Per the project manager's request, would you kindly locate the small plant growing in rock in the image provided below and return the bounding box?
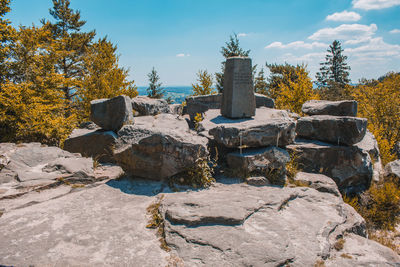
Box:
[194,113,204,131]
[334,238,345,251]
[146,195,170,251]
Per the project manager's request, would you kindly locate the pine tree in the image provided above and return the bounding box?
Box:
[192,70,215,96]
[147,67,164,98]
[0,0,15,85]
[316,40,351,100]
[254,67,268,95]
[44,0,96,103]
[215,33,250,93]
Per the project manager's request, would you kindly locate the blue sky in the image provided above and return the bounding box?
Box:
[7,0,400,85]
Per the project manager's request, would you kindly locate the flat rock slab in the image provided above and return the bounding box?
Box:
[131,96,171,116]
[302,100,358,117]
[287,139,373,193]
[201,108,296,148]
[296,115,367,145]
[64,128,117,163]
[161,183,398,266]
[291,172,341,197]
[90,95,134,132]
[0,183,169,266]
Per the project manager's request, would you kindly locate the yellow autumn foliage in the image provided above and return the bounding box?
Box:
[192,70,215,96]
[275,65,320,114]
[351,73,400,164]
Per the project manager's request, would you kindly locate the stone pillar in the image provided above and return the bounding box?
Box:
[221,57,256,118]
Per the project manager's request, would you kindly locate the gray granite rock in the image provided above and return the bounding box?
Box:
[227,146,290,185]
[131,96,170,116]
[201,108,296,148]
[221,57,256,118]
[246,176,270,186]
[160,183,398,266]
[384,160,400,179]
[186,94,221,121]
[114,114,208,180]
[169,104,183,115]
[287,139,373,193]
[354,130,383,182]
[63,129,117,163]
[296,115,367,145]
[302,100,358,117]
[255,93,275,108]
[291,172,341,197]
[90,95,134,132]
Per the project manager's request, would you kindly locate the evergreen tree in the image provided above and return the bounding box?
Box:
[316,40,351,100]
[0,0,15,85]
[254,67,268,95]
[192,70,215,96]
[44,0,96,103]
[147,67,164,98]
[215,33,250,93]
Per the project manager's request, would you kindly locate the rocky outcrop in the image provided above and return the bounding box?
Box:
[384,160,400,179]
[296,115,367,145]
[131,96,171,116]
[226,146,290,185]
[291,172,341,197]
[90,95,134,132]
[287,139,373,193]
[160,182,397,266]
[114,114,208,180]
[63,128,117,163]
[302,100,358,117]
[200,108,296,148]
[255,93,275,108]
[355,130,383,182]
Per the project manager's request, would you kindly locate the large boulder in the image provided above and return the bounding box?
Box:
[160,182,398,266]
[287,139,373,193]
[131,96,170,116]
[354,130,383,182]
[63,129,117,163]
[384,160,400,179]
[255,93,275,108]
[296,115,367,145]
[226,146,290,185]
[186,94,221,121]
[114,114,208,180]
[90,95,134,132]
[302,100,358,117]
[201,108,296,148]
[291,172,341,197]
[0,143,95,186]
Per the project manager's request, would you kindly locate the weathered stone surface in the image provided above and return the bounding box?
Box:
[384,160,400,179]
[131,96,170,116]
[114,114,208,180]
[0,183,170,266]
[186,94,221,121]
[355,130,383,182]
[227,146,290,185]
[296,115,367,145]
[302,100,358,117]
[160,183,398,266]
[201,108,296,148]
[287,139,373,193]
[221,57,256,118]
[90,95,134,132]
[169,104,183,115]
[255,93,275,108]
[291,172,341,197]
[64,129,117,163]
[0,143,95,185]
[246,176,270,186]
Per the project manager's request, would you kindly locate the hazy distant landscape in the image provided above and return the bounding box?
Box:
[137,86,192,104]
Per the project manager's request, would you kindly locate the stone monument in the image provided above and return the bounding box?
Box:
[221,57,256,118]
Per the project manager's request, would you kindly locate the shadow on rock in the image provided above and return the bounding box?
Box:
[106,176,172,196]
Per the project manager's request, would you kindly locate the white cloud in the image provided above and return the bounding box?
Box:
[237,33,248,37]
[176,53,190,57]
[352,0,400,10]
[265,41,328,49]
[308,23,377,42]
[390,29,400,34]
[326,11,361,22]
[345,37,400,59]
